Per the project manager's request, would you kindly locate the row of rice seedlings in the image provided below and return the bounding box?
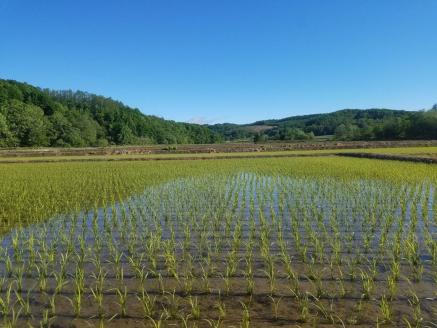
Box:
[0,173,435,326]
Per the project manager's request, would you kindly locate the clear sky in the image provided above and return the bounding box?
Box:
[1,0,436,124]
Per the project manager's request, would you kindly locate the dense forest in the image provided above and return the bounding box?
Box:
[0,79,436,147]
[210,107,437,142]
[0,79,221,147]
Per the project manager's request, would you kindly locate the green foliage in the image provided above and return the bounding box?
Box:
[253,133,268,143]
[5,100,50,146]
[278,127,314,141]
[0,79,221,147]
[0,112,15,147]
[211,108,437,141]
[1,78,435,146]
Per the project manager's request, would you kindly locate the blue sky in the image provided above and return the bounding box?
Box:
[1,0,436,124]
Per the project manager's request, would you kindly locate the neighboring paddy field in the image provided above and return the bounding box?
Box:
[0,156,436,327]
[372,147,437,160]
[0,146,436,164]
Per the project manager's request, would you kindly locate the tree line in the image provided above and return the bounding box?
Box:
[210,108,437,142]
[0,79,222,147]
[1,79,436,147]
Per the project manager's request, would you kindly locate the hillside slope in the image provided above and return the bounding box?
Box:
[210,107,437,141]
[0,79,221,147]
[1,79,436,147]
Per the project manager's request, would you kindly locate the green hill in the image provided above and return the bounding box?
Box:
[1,79,436,147]
[210,107,437,141]
[0,79,221,147]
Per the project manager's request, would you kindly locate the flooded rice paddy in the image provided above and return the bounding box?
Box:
[0,173,436,327]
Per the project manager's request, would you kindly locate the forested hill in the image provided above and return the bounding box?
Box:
[0,79,221,147]
[209,107,437,141]
[1,79,436,147]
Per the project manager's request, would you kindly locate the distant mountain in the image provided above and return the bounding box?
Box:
[0,79,436,147]
[0,79,221,147]
[209,108,437,141]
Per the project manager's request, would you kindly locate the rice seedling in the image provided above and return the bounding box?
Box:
[0,284,13,318]
[386,274,397,301]
[178,313,192,328]
[295,291,311,322]
[240,301,251,328]
[145,314,165,328]
[157,273,166,295]
[137,289,156,318]
[67,278,83,318]
[261,256,276,295]
[14,288,32,318]
[3,307,22,328]
[205,318,222,328]
[360,270,375,300]
[114,286,128,318]
[379,295,392,323]
[408,290,424,326]
[268,296,282,320]
[188,295,201,320]
[214,294,226,319]
[164,289,180,319]
[90,284,105,319]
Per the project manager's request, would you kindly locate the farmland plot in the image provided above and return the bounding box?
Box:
[0,169,436,327]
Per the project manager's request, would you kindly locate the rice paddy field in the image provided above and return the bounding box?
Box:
[0,146,436,163]
[0,156,436,327]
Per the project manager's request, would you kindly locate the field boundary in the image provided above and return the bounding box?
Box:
[337,152,437,164]
[1,140,437,157]
[2,152,437,164]
[0,153,334,164]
